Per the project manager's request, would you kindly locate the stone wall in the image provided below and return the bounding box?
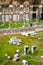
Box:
[0,4,43,22]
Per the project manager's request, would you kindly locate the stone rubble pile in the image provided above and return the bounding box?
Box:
[8,37,22,45]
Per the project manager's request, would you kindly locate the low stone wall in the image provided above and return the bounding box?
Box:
[0,26,43,36]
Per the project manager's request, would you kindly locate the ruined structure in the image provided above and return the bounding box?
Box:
[0,0,43,22]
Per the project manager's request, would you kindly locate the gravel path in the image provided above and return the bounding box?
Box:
[0,26,43,36]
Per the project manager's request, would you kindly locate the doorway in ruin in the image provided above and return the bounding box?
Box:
[41,13,43,20]
[32,13,36,20]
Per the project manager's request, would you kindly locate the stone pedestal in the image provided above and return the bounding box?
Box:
[24,46,29,55]
[31,46,37,53]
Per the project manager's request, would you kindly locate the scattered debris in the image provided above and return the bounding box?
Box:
[13,54,20,62]
[8,37,22,45]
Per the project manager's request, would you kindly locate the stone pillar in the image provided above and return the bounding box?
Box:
[36,9,40,22]
[29,5,33,21]
[2,9,5,24]
[16,6,19,23]
[39,5,42,19]
[23,12,26,27]
[9,15,12,28]
[28,7,30,22]
[9,5,13,28]
[22,60,28,65]
[0,6,2,22]
[18,13,19,22]
[26,13,29,21]
[31,46,37,53]
[36,9,38,22]
[24,46,29,55]
[16,13,18,23]
[0,12,2,22]
[25,7,30,22]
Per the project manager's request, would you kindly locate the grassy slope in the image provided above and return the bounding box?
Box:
[0,32,43,65]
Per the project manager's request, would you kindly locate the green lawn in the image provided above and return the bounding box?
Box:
[0,32,43,65]
[0,22,9,29]
[0,20,43,29]
[12,22,24,28]
[28,20,43,26]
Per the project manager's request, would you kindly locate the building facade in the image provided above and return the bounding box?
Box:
[0,0,43,22]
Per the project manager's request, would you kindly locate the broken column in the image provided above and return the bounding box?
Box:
[22,60,28,65]
[24,46,29,55]
[31,46,37,53]
[13,54,20,62]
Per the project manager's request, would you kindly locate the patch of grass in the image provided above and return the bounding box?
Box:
[4,61,22,65]
[0,20,43,29]
[12,22,24,28]
[0,22,9,29]
[0,32,43,65]
[21,56,41,65]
